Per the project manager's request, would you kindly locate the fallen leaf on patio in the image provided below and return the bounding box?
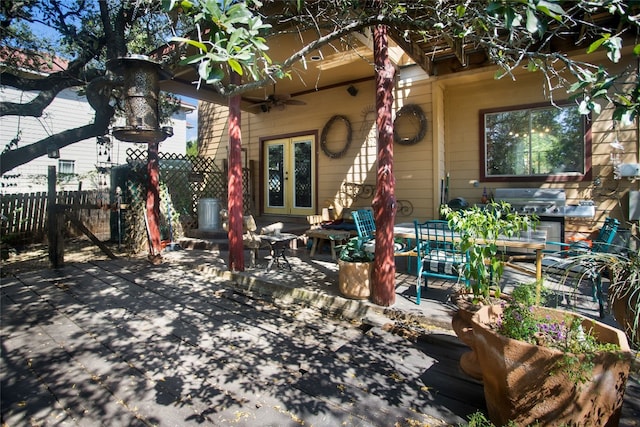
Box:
[390,372,404,382]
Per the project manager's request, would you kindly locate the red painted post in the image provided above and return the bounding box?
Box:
[371,22,397,306]
[146,141,162,259]
[228,71,245,271]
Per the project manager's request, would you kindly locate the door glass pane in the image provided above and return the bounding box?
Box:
[293,140,312,209]
[267,144,284,207]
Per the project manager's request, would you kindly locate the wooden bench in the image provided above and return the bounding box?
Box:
[305,229,351,260]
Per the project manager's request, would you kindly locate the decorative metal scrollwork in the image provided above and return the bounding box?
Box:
[342,182,374,200]
[396,200,414,216]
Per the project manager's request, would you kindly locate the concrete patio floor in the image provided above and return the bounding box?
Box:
[1,240,639,426]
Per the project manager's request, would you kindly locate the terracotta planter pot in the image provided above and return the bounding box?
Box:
[338,259,372,299]
[451,292,510,380]
[471,304,632,426]
[450,294,483,380]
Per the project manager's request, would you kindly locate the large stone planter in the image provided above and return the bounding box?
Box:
[451,292,510,380]
[450,294,483,380]
[471,304,632,426]
[338,259,372,299]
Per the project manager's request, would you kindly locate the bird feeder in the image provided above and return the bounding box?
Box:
[107,54,173,143]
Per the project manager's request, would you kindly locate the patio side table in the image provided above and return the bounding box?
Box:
[259,233,298,270]
[305,229,351,260]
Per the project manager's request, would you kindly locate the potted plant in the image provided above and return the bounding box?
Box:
[608,247,640,349]
[557,244,640,349]
[337,236,374,299]
[469,282,633,426]
[442,201,537,300]
[442,202,536,378]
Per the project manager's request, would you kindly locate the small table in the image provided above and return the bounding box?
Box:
[305,229,351,259]
[260,233,298,270]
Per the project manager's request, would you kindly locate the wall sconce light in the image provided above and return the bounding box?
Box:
[47,145,60,159]
[347,85,358,97]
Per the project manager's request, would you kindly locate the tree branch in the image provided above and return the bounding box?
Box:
[0,105,114,175]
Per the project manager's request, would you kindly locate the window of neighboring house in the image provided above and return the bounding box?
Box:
[58,159,75,175]
[480,102,591,182]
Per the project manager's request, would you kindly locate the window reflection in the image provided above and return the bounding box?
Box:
[483,104,586,179]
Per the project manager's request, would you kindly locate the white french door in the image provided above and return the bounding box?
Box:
[263,135,315,216]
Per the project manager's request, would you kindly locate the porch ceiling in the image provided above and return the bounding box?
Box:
[158,9,627,108]
[158,27,464,109]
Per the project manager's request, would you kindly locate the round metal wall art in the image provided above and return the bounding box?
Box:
[321,115,352,159]
[393,104,427,145]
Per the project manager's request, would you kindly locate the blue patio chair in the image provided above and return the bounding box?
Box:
[351,208,376,247]
[351,208,415,257]
[541,217,620,318]
[414,220,470,304]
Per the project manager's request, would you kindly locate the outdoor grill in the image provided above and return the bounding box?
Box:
[495,188,597,248]
[494,188,596,219]
[495,188,567,217]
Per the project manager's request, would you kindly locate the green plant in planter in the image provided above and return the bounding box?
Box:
[442,201,537,300]
[608,245,640,348]
[559,243,640,349]
[470,287,632,425]
[337,236,374,263]
[498,282,622,383]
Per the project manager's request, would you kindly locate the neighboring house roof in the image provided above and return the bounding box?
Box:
[0,47,69,76]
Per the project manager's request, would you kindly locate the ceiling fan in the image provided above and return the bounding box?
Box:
[245,86,306,112]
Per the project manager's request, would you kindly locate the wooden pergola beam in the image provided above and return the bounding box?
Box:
[388,29,434,76]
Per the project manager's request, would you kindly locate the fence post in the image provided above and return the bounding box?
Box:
[47,166,64,267]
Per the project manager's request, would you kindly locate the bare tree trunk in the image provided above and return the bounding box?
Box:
[228,71,245,271]
[371,22,396,306]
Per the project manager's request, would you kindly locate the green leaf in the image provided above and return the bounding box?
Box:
[178,53,207,66]
[536,1,564,21]
[504,7,518,28]
[227,58,243,75]
[171,37,208,53]
[456,5,466,17]
[525,8,539,34]
[634,44,640,56]
[614,93,632,106]
[604,36,622,63]
[587,34,609,54]
[205,67,224,83]
[592,88,609,98]
[486,2,503,14]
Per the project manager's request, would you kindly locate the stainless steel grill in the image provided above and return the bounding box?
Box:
[495,188,595,218]
[495,188,566,217]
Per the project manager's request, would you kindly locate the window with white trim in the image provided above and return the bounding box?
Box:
[58,159,75,175]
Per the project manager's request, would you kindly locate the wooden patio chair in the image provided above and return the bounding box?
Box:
[541,217,620,318]
[414,220,470,304]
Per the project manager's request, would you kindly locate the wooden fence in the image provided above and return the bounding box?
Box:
[1,190,112,245]
[2,152,254,245]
